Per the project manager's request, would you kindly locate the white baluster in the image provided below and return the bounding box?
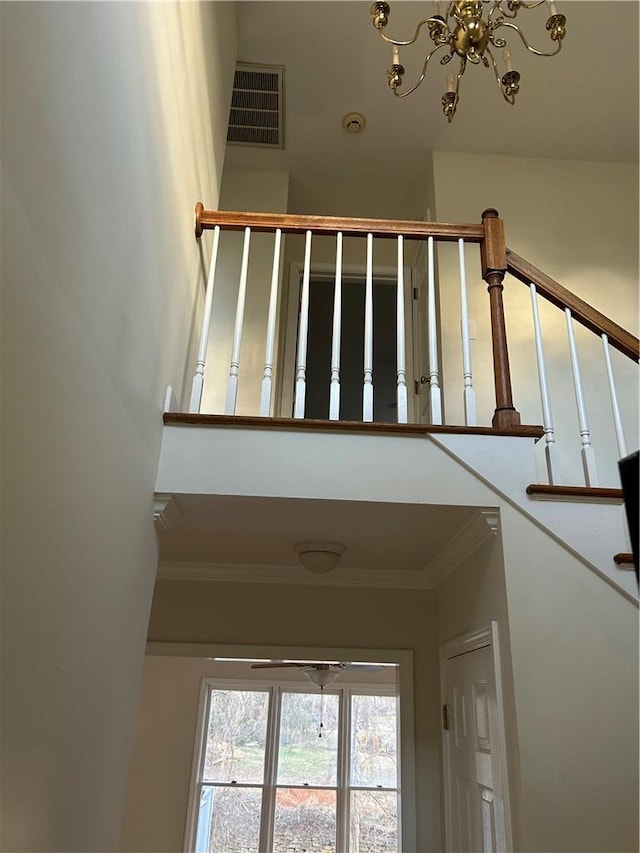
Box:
[363,233,374,422]
[565,308,599,486]
[293,230,313,418]
[329,233,343,421]
[601,333,628,458]
[224,227,251,415]
[260,229,282,417]
[457,238,476,426]
[396,236,408,424]
[189,225,221,413]
[530,283,559,484]
[427,236,442,424]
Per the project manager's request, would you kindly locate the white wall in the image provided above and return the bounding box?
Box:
[0,3,236,850]
[144,581,443,852]
[430,152,639,485]
[201,170,290,414]
[499,503,639,853]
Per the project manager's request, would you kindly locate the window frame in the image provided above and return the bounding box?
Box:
[145,641,415,853]
[186,677,401,853]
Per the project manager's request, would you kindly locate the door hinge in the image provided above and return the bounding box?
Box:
[442,703,450,731]
[414,380,420,395]
[413,287,419,300]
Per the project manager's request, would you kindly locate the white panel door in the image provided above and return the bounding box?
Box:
[443,644,508,853]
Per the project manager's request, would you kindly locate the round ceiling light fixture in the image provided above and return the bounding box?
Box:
[295,540,347,573]
[342,112,366,134]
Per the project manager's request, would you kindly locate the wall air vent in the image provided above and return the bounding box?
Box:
[227,63,284,149]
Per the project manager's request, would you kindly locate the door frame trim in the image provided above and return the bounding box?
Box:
[277,261,416,420]
[439,622,513,853]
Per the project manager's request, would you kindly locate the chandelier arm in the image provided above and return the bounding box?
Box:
[494,20,563,56]
[496,0,547,14]
[392,42,451,98]
[489,4,513,23]
[485,46,516,105]
[378,17,451,48]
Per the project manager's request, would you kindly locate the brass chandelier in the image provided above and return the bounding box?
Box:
[370,0,567,121]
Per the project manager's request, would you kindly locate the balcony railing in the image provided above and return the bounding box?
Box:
[171,203,639,489]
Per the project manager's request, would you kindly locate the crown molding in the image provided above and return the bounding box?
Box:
[156,561,429,589]
[423,509,499,589]
[154,493,181,531]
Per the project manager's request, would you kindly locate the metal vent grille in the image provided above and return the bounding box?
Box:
[227,63,284,149]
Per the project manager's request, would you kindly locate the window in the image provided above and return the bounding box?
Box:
[189,681,400,853]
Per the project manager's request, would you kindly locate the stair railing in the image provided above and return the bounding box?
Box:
[505,248,638,485]
[188,203,638,487]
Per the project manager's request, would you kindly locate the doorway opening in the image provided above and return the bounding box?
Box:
[142,643,416,852]
[278,264,418,422]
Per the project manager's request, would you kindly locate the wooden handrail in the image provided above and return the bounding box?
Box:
[506,249,639,363]
[194,203,484,243]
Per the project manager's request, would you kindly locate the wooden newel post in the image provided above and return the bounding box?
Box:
[480,208,521,428]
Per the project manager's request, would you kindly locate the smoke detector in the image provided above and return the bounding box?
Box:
[342,112,366,134]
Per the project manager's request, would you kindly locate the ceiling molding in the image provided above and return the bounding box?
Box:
[154,494,182,531]
[156,561,430,590]
[423,509,500,589]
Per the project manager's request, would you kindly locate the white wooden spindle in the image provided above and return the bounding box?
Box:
[260,228,282,417]
[565,308,599,486]
[530,283,559,484]
[293,230,313,418]
[189,225,221,413]
[329,232,343,421]
[224,227,251,415]
[396,236,408,424]
[363,233,374,422]
[457,238,476,426]
[601,333,628,458]
[427,236,443,424]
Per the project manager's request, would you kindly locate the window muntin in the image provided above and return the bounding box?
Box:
[191,682,399,853]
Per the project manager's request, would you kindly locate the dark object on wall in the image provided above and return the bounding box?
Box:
[618,450,639,583]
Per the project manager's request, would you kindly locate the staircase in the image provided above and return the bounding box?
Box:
[157,204,638,599]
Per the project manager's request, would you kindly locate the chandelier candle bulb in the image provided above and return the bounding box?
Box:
[504,48,512,73]
[434,1,441,15]
[547,1,558,16]
[392,45,400,66]
[447,73,455,93]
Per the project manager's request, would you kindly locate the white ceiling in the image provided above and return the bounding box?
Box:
[225,1,639,182]
[157,494,482,586]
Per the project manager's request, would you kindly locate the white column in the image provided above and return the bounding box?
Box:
[363,233,374,422]
[565,308,599,486]
[427,236,442,424]
[260,229,282,417]
[329,232,343,421]
[224,227,251,415]
[530,283,559,484]
[189,225,221,413]
[601,333,628,459]
[396,235,408,424]
[293,230,313,419]
[457,238,476,426]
